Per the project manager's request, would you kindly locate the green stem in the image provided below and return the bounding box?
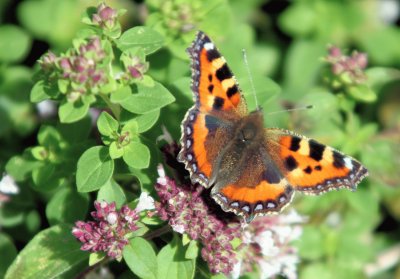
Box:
[99,93,121,120]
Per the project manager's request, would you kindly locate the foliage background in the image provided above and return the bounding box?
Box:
[0,0,400,278]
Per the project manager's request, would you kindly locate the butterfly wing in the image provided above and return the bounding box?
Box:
[211,141,294,220]
[264,128,369,194]
[178,31,247,187]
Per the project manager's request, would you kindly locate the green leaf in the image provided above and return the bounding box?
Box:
[109,142,124,159]
[59,99,90,123]
[110,85,132,103]
[136,110,160,133]
[97,111,119,137]
[31,164,64,192]
[30,81,50,103]
[121,119,138,135]
[76,146,114,192]
[347,85,377,103]
[0,25,31,63]
[279,3,316,37]
[123,237,157,279]
[360,27,400,66]
[283,39,326,97]
[117,26,164,55]
[37,125,62,148]
[366,67,400,92]
[157,235,195,279]
[0,233,17,278]
[57,116,92,144]
[88,252,106,266]
[122,141,150,169]
[97,179,127,208]
[4,224,89,279]
[185,240,199,260]
[46,188,89,226]
[121,82,175,114]
[5,155,41,182]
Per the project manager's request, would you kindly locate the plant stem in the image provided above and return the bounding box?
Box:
[99,93,121,120]
[144,224,172,240]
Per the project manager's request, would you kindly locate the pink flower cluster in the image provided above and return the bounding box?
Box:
[58,37,107,88]
[92,3,118,29]
[155,163,305,277]
[39,36,107,96]
[155,166,241,274]
[72,201,139,260]
[326,46,368,84]
[127,56,149,80]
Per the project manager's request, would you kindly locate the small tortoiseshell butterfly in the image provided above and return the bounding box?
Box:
[178,31,368,221]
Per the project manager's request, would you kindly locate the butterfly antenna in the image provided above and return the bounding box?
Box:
[266,105,314,115]
[242,49,259,110]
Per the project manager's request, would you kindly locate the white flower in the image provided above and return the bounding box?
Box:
[107,212,118,224]
[236,209,306,279]
[157,165,167,185]
[231,261,242,279]
[254,230,279,257]
[36,100,57,118]
[171,224,185,234]
[258,259,281,279]
[135,192,155,212]
[0,174,19,195]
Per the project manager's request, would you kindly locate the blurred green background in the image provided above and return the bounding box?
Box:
[0,0,399,278]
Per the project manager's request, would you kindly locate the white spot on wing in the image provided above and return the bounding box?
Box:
[344,157,353,169]
[231,202,239,208]
[204,42,214,50]
[267,202,276,208]
[241,205,250,213]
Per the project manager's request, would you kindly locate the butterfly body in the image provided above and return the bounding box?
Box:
[178,31,368,221]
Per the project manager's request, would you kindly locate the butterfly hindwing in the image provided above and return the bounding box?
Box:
[211,145,295,219]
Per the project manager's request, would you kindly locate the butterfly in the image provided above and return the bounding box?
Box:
[177,31,368,221]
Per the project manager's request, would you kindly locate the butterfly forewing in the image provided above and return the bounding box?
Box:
[178,31,246,187]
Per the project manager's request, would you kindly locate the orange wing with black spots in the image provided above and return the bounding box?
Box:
[211,144,295,221]
[265,129,368,195]
[178,31,246,187]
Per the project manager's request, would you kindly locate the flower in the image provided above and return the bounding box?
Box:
[92,3,118,29]
[72,201,139,260]
[237,210,306,279]
[58,37,106,89]
[36,100,57,119]
[38,51,57,71]
[155,165,241,274]
[136,192,155,212]
[325,46,368,84]
[127,56,149,80]
[0,174,19,195]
